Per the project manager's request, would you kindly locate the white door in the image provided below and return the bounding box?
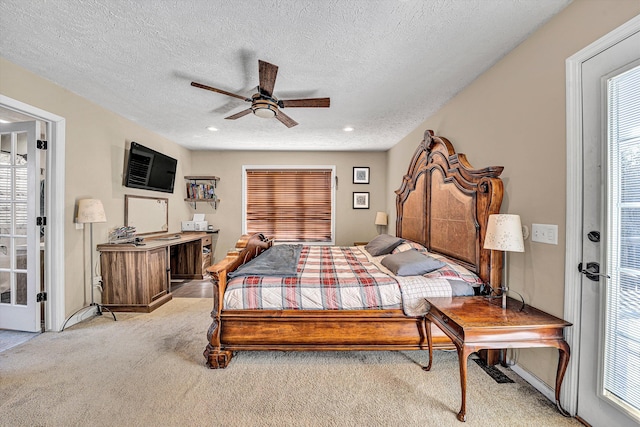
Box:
[0,121,42,332]
[578,30,640,426]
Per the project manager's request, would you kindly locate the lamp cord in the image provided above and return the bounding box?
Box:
[481,283,526,311]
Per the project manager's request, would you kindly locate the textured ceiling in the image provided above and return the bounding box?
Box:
[0,0,571,151]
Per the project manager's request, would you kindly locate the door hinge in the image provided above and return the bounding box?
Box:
[37,139,47,150]
[36,216,46,226]
[36,292,47,302]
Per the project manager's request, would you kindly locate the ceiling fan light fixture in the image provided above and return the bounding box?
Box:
[252,99,278,119]
[192,60,329,127]
[253,107,277,119]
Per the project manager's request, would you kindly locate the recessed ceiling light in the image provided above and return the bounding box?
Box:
[343,127,354,132]
[206,126,218,132]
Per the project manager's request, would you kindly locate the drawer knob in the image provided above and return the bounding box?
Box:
[442,315,449,324]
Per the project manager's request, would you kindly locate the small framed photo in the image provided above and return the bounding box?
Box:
[353,167,370,184]
[353,192,370,209]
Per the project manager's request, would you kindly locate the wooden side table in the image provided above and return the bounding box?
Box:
[424,296,572,422]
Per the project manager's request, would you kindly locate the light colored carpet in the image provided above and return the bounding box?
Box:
[0,298,581,427]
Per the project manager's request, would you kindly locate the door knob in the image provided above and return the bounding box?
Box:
[578,262,610,282]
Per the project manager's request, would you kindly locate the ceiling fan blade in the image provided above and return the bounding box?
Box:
[279,98,330,108]
[275,110,298,128]
[225,108,253,120]
[258,60,278,97]
[191,82,251,102]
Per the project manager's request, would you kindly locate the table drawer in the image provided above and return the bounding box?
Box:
[202,235,212,246]
[438,314,463,338]
[428,307,464,339]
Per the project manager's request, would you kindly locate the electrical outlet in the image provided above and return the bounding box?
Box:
[92,275,102,285]
[531,223,558,245]
[75,222,84,230]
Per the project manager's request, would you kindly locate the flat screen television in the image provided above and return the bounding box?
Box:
[124,141,177,193]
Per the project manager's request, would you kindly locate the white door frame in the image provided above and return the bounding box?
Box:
[564,14,640,416]
[0,94,66,332]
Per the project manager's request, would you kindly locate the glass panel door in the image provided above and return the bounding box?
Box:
[603,64,640,420]
[0,121,41,331]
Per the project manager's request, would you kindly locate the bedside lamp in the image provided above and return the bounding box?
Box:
[375,212,388,234]
[483,214,524,309]
[62,199,116,330]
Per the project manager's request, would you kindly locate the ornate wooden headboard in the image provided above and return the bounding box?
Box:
[395,130,504,286]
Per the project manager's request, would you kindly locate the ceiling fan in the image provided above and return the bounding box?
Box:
[191,60,330,128]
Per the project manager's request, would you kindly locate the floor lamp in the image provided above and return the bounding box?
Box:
[61,199,116,330]
[483,214,525,309]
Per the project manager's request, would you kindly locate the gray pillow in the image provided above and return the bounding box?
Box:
[381,249,446,276]
[364,234,404,256]
[448,279,476,296]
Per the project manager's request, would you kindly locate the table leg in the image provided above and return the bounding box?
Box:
[423,317,433,371]
[456,345,474,422]
[555,341,571,417]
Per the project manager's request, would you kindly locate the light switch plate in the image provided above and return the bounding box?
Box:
[531,223,558,245]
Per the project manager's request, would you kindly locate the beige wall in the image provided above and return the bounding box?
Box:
[0,57,193,317]
[190,151,387,261]
[0,57,387,319]
[387,1,640,388]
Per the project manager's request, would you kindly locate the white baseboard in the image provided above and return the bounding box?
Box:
[511,363,556,404]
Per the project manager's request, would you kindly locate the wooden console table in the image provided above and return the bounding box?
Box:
[97,232,213,312]
[423,296,572,422]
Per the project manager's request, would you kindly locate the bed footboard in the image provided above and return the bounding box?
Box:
[205,233,272,368]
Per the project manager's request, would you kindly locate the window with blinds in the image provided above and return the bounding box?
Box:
[604,64,640,418]
[243,167,335,243]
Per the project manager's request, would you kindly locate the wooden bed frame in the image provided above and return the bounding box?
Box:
[205,130,504,368]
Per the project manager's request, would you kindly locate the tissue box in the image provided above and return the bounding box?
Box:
[181,221,195,231]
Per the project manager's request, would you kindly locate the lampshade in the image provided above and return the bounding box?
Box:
[77,199,107,224]
[375,212,388,226]
[484,214,524,252]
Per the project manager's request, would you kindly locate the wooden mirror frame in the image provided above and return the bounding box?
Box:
[124,194,169,236]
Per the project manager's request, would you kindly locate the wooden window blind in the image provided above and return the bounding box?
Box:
[245,168,333,242]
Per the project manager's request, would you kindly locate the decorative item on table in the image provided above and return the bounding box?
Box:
[108,226,137,244]
[374,211,388,234]
[483,214,525,309]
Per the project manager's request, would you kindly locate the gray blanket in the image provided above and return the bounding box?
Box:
[227,244,302,278]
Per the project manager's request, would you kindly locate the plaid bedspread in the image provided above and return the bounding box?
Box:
[223,245,481,313]
[224,246,402,310]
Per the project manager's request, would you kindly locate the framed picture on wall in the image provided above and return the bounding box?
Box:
[353,192,370,209]
[353,167,370,184]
